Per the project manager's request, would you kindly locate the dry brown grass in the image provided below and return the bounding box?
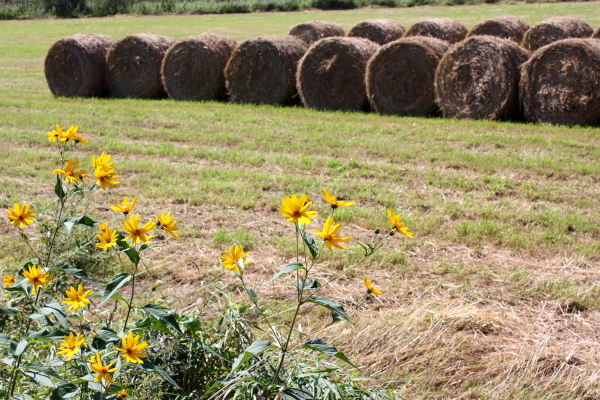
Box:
[108,202,600,399]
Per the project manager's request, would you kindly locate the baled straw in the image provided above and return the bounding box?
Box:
[297,37,379,111]
[520,38,600,126]
[347,19,406,45]
[366,36,449,116]
[106,33,175,99]
[44,34,113,97]
[521,16,592,52]
[467,16,530,43]
[225,36,308,105]
[289,21,345,45]
[404,18,468,45]
[435,36,529,120]
[162,34,237,101]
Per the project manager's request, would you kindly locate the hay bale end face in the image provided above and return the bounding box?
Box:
[521,16,592,52]
[289,21,345,45]
[225,36,308,105]
[297,37,379,111]
[107,34,175,99]
[44,34,113,97]
[404,18,468,45]
[366,36,449,116]
[347,19,405,45]
[520,38,600,126]
[435,36,529,120]
[162,34,237,101]
[467,16,529,43]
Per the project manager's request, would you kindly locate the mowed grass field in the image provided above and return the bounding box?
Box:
[2,3,600,398]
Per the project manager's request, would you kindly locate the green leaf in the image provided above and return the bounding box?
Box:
[14,340,27,356]
[24,364,66,386]
[91,329,120,351]
[142,304,185,338]
[116,234,139,265]
[50,383,79,400]
[305,296,350,323]
[137,358,182,390]
[231,340,274,372]
[244,286,257,299]
[280,388,315,400]
[268,262,305,283]
[28,329,70,341]
[297,225,319,260]
[99,273,131,307]
[298,338,356,368]
[60,265,100,287]
[0,307,18,315]
[62,216,99,234]
[0,334,11,343]
[293,279,321,291]
[36,303,68,329]
[54,174,67,200]
[139,243,157,253]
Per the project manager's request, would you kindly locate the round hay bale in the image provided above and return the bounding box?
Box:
[520,39,600,126]
[44,34,113,97]
[297,37,379,111]
[435,36,529,120]
[403,18,468,45]
[161,34,237,101]
[593,26,600,39]
[289,21,345,45]
[107,34,175,99]
[521,16,592,52]
[225,36,308,105]
[366,36,449,116]
[347,19,405,45]
[467,16,529,43]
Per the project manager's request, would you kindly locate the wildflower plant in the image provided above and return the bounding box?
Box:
[0,125,183,400]
[214,189,413,399]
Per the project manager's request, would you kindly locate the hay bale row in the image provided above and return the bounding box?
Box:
[348,19,405,45]
[289,20,345,45]
[521,16,592,52]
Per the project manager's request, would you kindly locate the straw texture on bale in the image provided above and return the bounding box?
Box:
[593,26,600,39]
[162,34,237,101]
[366,37,449,116]
[521,16,592,52]
[297,37,379,111]
[225,36,308,105]
[467,16,529,43]
[435,36,529,120]
[520,39,600,126]
[403,18,468,45]
[107,34,175,99]
[289,21,345,45]
[347,19,405,45]
[45,34,113,97]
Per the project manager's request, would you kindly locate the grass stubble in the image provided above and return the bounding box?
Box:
[1,4,600,398]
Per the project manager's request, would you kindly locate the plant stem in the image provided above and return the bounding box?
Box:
[122,261,138,332]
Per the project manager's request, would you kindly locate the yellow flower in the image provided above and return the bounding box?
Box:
[3,275,15,287]
[57,332,85,361]
[109,197,137,215]
[322,189,356,208]
[363,278,382,296]
[115,332,148,364]
[65,126,87,143]
[220,245,249,275]
[92,152,115,169]
[156,211,179,238]
[59,126,77,143]
[314,217,350,251]
[47,125,62,142]
[94,166,119,190]
[121,213,156,244]
[387,209,414,238]
[22,265,52,295]
[96,222,118,251]
[278,194,317,225]
[89,352,117,383]
[63,284,93,311]
[53,159,88,184]
[116,389,128,399]
[7,203,35,229]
